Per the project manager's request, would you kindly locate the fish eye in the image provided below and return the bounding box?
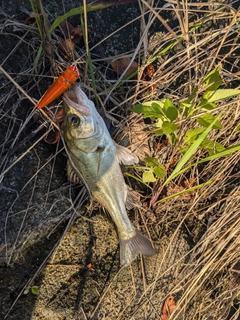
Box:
[68,115,80,127]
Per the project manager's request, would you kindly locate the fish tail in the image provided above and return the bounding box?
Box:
[120,229,156,267]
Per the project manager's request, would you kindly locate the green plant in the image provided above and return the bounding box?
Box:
[140,157,165,183]
[132,68,240,185]
[23,285,39,295]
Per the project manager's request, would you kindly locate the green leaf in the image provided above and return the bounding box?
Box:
[133,99,178,121]
[207,89,240,103]
[153,128,164,136]
[132,102,164,119]
[138,100,163,107]
[184,128,205,144]
[163,109,226,185]
[197,100,217,110]
[169,133,178,145]
[153,165,165,178]
[144,157,159,167]
[202,68,222,89]
[142,170,156,183]
[178,101,193,117]
[152,102,164,117]
[180,86,199,108]
[162,121,178,134]
[155,118,163,128]
[31,286,39,295]
[157,179,214,204]
[234,125,240,135]
[235,125,240,132]
[200,139,225,153]
[124,172,152,190]
[179,101,192,109]
[49,1,130,33]
[147,39,182,65]
[80,15,97,103]
[179,145,190,154]
[197,114,222,129]
[23,287,30,295]
[166,143,240,180]
[189,22,204,32]
[163,99,178,121]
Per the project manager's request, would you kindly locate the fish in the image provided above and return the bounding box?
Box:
[62,85,156,266]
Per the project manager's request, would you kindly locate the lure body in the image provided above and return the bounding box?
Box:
[37,65,80,109]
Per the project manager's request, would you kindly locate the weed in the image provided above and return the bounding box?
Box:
[132,68,240,187]
[0,1,239,319]
[23,285,39,295]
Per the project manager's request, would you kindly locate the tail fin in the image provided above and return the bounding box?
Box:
[120,229,156,267]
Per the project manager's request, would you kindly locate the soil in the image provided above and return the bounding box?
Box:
[0,1,239,320]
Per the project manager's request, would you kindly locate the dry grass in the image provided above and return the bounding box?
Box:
[0,1,239,319]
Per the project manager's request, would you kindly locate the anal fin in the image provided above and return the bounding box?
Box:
[125,187,142,210]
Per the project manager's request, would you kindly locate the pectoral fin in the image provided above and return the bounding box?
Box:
[114,142,139,165]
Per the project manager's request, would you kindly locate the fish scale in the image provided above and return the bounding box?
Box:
[62,85,156,266]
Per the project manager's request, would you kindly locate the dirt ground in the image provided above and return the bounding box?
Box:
[0,1,239,320]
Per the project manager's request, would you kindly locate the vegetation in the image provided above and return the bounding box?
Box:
[131,67,240,187]
[24,285,39,295]
[0,0,239,319]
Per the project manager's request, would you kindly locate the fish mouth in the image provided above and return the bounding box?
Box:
[63,85,90,116]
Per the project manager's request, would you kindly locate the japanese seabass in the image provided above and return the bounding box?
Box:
[62,85,156,266]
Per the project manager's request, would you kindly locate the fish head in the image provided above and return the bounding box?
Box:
[62,85,104,153]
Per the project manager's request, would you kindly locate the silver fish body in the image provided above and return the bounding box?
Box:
[62,85,155,266]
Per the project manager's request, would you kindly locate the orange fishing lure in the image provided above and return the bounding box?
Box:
[37,65,80,109]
